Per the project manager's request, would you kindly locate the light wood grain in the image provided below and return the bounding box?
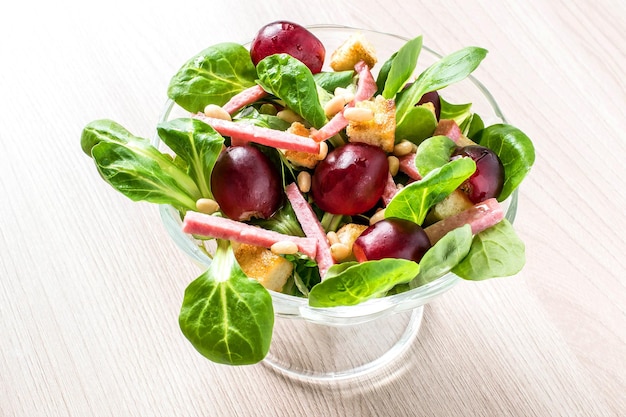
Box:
[1,0,624,416]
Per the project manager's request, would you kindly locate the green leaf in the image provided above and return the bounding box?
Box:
[256,53,326,129]
[179,240,274,365]
[308,259,420,307]
[396,46,488,126]
[157,118,224,198]
[381,36,423,99]
[375,51,397,95]
[83,119,201,211]
[385,157,476,225]
[461,113,484,138]
[452,219,525,280]
[414,135,457,176]
[475,124,535,201]
[233,107,292,131]
[410,225,473,288]
[395,105,438,143]
[439,96,473,126]
[167,43,257,113]
[314,70,355,92]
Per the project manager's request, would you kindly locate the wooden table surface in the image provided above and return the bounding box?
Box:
[1,1,624,416]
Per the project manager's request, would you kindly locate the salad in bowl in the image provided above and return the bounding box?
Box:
[81,21,535,368]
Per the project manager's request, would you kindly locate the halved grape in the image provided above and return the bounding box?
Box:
[452,145,504,203]
[210,145,282,221]
[250,21,326,74]
[353,218,431,263]
[311,143,389,215]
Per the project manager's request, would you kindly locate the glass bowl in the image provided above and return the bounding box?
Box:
[154,25,517,382]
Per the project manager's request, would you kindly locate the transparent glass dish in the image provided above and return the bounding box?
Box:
[154,25,517,382]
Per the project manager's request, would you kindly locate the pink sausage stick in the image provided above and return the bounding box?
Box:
[284,183,335,278]
[424,198,505,245]
[194,114,320,153]
[182,211,318,259]
[398,153,422,181]
[222,85,268,115]
[311,60,378,142]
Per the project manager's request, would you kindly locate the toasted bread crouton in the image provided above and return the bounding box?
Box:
[283,122,320,169]
[425,189,474,225]
[336,223,368,261]
[330,32,377,71]
[233,243,293,292]
[346,96,396,152]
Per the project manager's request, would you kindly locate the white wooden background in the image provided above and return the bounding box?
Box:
[1,0,624,416]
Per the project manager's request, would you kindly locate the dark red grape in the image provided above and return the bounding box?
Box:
[353,218,431,263]
[417,90,441,120]
[250,21,326,73]
[210,145,282,221]
[311,143,389,215]
[452,145,504,203]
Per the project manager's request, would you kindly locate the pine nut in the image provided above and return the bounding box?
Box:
[330,242,351,262]
[370,208,386,225]
[204,104,232,121]
[277,109,304,124]
[388,155,400,176]
[393,140,414,157]
[334,87,355,103]
[343,107,374,123]
[195,198,220,214]
[317,141,329,160]
[324,95,346,117]
[326,231,340,246]
[297,171,312,193]
[270,240,299,255]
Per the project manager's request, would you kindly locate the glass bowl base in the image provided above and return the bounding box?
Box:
[262,306,423,382]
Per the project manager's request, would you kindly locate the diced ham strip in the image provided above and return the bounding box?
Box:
[194,114,320,153]
[284,183,335,278]
[382,172,398,206]
[311,111,348,142]
[434,119,462,143]
[182,211,317,259]
[310,61,378,142]
[398,153,422,180]
[353,61,378,102]
[222,85,268,115]
[424,198,505,245]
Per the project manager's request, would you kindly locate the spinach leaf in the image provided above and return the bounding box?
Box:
[385,157,476,225]
[452,219,525,280]
[414,135,457,176]
[157,118,224,198]
[179,240,274,365]
[381,36,423,99]
[395,105,438,144]
[82,119,201,211]
[314,70,355,92]
[256,53,326,129]
[167,43,257,113]
[461,113,484,139]
[375,51,397,95]
[396,46,488,127]
[233,106,292,131]
[410,225,473,288]
[474,124,535,201]
[439,96,473,126]
[308,259,420,307]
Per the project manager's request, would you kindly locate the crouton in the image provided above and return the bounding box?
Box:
[346,96,396,152]
[330,32,377,71]
[424,189,474,225]
[335,223,368,261]
[283,122,320,169]
[233,243,293,292]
